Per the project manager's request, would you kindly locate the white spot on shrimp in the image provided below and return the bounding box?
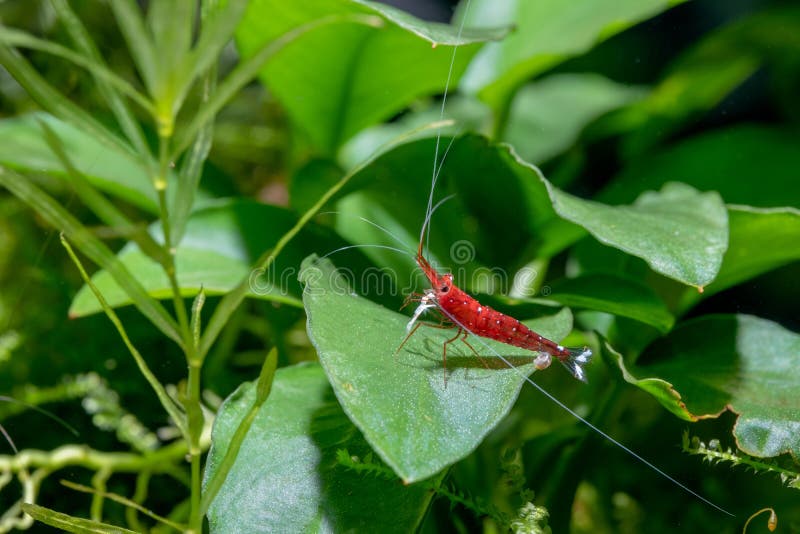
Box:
[495,319,501,325]
[477,306,482,314]
[557,344,564,351]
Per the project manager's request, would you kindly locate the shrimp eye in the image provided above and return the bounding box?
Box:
[440,284,449,293]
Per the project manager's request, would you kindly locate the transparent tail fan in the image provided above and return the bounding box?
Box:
[558,346,593,383]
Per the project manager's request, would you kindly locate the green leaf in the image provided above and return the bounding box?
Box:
[504,74,647,164]
[547,182,728,289]
[21,503,137,534]
[300,255,575,483]
[109,0,158,98]
[0,113,164,212]
[547,274,674,333]
[69,200,336,316]
[459,0,684,109]
[678,206,800,311]
[0,25,153,114]
[47,0,154,163]
[606,315,800,459]
[204,362,437,532]
[600,125,800,208]
[236,0,506,153]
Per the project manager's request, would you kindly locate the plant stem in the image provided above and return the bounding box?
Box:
[187,359,204,533]
[0,441,197,475]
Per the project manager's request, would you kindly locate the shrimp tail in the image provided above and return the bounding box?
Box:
[558,346,593,383]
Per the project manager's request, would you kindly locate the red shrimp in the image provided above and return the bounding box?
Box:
[399,240,592,382]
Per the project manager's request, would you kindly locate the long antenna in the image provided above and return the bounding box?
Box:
[419,0,472,257]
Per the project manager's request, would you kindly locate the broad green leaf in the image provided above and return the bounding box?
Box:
[236,0,506,153]
[21,503,137,534]
[0,113,166,212]
[70,200,361,316]
[504,74,647,164]
[548,182,728,289]
[599,125,800,208]
[677,206,800,312]
[205,362,437,533]
[300,255,577,482]
[459,0,684,109]
[607,315,800,459]
[547,274,674,333]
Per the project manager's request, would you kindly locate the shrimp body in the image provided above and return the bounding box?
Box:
[409,249,592,382]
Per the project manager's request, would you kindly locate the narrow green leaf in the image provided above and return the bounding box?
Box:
[189,0,248,82]
[36,117,167,267]
[606,315,800,459]
[0,26,153,113]
[301,255,576,482]
[547,274,674,333]
[60,480,186,532]
[204,363,441,532]
[0,43,141,163]
[0,166,182,346]
[201,347,278,516]
[109,0,158,97]
[171,61,217,246]
[547,182,728,289]
[21,503,137,534]
[48,0,155,161]
[60,234,188,440]
[147,0,194,81]
[175,0,249,112]
[255,347,278,405]
[190,288,206,352]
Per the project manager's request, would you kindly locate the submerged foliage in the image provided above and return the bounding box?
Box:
[0,0,799,532]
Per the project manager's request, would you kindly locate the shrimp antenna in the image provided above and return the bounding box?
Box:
[418,193,456,267]
[430,308,734,517]
[421,0,472,259]
[319,211,413,251]
[318,244,415,262]
[0,395,80,453]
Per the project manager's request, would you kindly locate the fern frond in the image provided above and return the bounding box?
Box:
[335,449,397,481]
[683,432,800,490]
